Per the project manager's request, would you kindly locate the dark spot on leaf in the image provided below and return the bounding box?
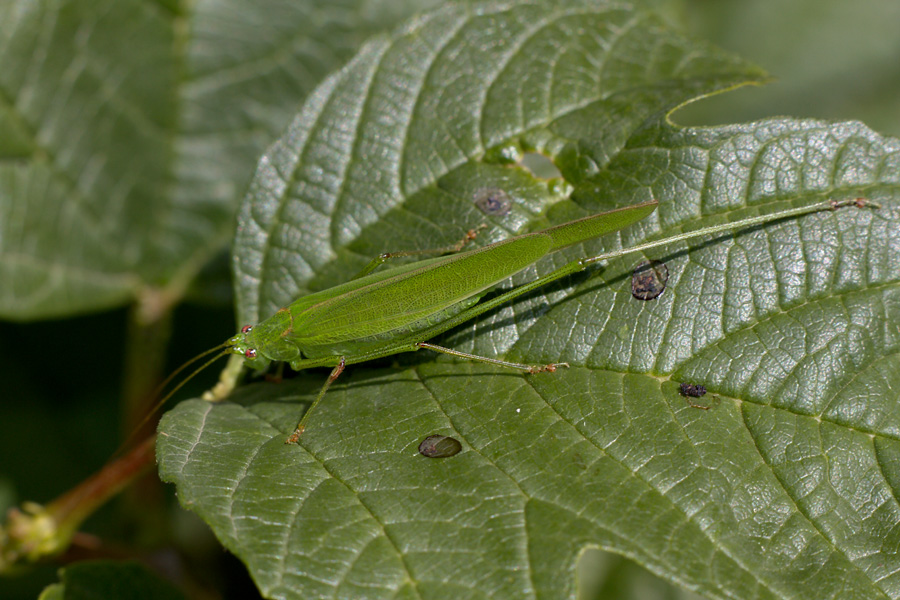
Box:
[418,434,462,458]
[473,188,512,216]
[631,260,668,300]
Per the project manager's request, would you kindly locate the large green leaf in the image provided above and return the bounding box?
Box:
[0,0,439,320]
[157,1,900,599]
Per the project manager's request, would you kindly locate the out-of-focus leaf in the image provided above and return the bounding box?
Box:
[679,0,900,137]
[0,0,440,320]
[37,583,63,600]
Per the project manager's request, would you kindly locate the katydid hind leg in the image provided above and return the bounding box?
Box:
[279,197,876,442]
[416,342,568,373]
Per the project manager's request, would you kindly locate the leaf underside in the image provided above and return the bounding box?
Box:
[159,1,900,600]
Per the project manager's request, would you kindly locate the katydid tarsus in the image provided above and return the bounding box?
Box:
[154,196,878,445]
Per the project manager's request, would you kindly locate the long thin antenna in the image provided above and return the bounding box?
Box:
[115,343,232,458]
[148,342,231,403]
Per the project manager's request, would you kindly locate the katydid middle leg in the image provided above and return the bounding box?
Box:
[285,357,346,444]
[353,225,487,279]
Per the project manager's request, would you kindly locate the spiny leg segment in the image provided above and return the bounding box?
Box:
[353,225,487,279]
[416,342,567,373]
[285,357,346,444]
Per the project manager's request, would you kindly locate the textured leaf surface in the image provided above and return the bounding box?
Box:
[0,0,438,319]
[231,0,766,326]
[158,1,900,599]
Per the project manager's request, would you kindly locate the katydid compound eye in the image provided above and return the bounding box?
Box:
[245,348,257,359]
[241,325,253,333]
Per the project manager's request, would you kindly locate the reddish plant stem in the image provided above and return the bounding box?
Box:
[48,435,157,532]
[1,435,156,569]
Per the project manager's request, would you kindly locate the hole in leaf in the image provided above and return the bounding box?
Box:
[519,152,562,179]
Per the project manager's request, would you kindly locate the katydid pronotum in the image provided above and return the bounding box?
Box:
[161,196,878,444]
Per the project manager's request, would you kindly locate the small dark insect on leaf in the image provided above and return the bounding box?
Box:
[473,187,512,216]
[418,434,462,458]
[679,383,714,410]
[631,260,669,301]
[679,383,707,398]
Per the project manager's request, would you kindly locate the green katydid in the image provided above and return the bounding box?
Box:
[146,196,875,446]
[209,196,876,444]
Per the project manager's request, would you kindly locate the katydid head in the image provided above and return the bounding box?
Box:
[227,324,262,363]
[227,309,298,365]
[122,311,302,455]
